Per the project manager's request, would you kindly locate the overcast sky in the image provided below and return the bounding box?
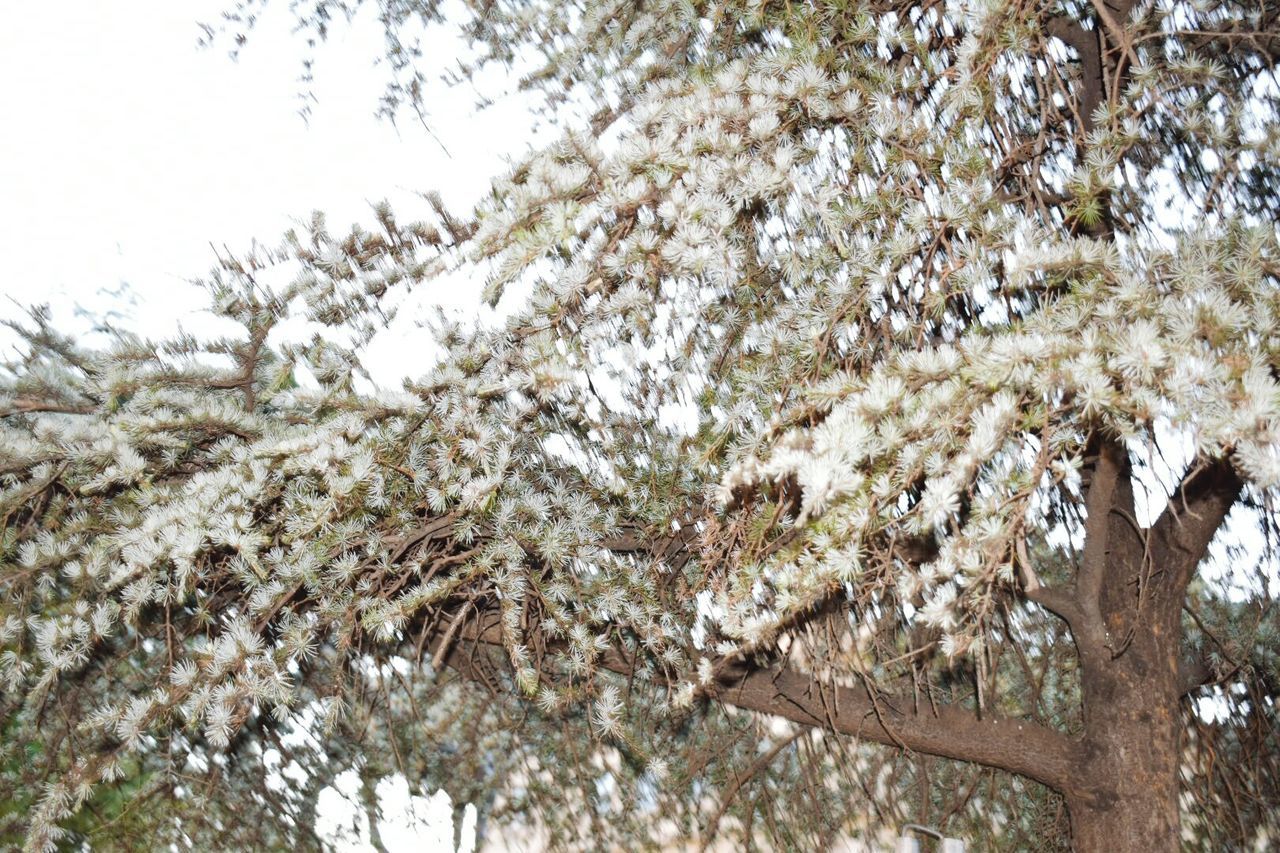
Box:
[0,3,546,848]
[0,0,539,382]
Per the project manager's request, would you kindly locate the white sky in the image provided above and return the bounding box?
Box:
[0,2,541,849]
[0,0,542,382]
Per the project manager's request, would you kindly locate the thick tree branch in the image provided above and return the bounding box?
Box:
[1150,456,1242,613]
[1025,582,1087,628]
[602,520,701,570]
[1070,435,1136,654]
[1045,15,1106,135]
[0,397,94,418]
[1177,657,1218,696]
[710,663,1079,793]
[420,603,1081,795]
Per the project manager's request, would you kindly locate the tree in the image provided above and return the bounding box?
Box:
[2,0,1279,849]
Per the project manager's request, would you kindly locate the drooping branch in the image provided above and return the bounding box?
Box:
[700,728,809,847]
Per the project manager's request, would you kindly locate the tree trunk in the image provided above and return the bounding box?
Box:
[1069,790,1180,852]
[1053,439,1206,851]
[1067,645,1183,850]
[1067,715,1181,849]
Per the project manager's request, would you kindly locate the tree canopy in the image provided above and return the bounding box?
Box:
[3,0,1279,849]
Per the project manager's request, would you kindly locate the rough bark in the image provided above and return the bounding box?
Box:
[1053,443,1241,850]
[1067,673,1182,851]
